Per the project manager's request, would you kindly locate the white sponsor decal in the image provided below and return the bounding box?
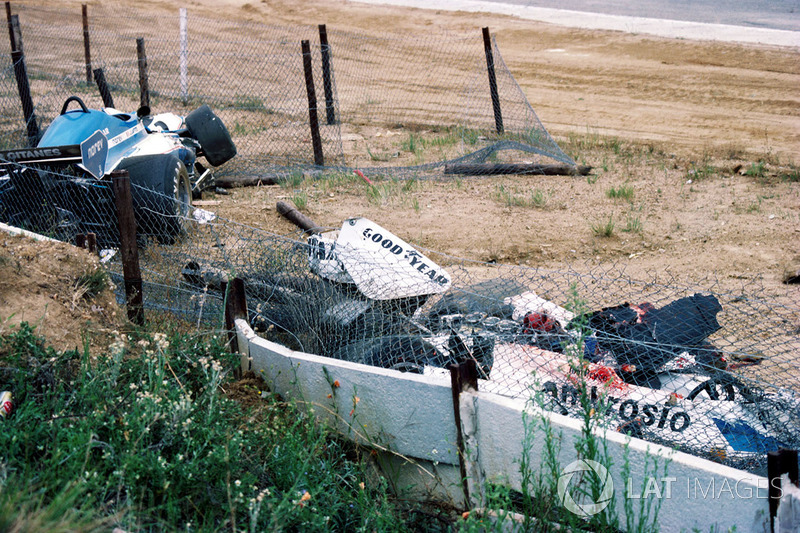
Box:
[107,123,144,148]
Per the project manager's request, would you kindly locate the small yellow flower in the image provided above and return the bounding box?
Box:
[359,482,365,490]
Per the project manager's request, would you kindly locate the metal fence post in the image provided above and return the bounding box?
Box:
[136,37,150,111]
[82,4,92,84]
[93,67,115,108]
[482,27,503,135]
[8,17,39,145]
[111,170,144,326]
[5,2,17,52]
[301,39,324,166]
[179,8,188,105]
[318,24,336,125]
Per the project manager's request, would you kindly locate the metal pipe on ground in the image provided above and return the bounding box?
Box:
[277,200,323,235]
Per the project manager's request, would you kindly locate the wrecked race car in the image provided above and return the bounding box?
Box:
[182,216,799,471]
[0,96,236,244]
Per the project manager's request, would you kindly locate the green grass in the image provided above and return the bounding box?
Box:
[231,95,270,112]
[317,171,362,193]
[231,121,270,137]
[591,215,616,238]
[74,266,109,300]
[279,171,305,189]
[291,190,308,211]
[493,185,551,209]
[401,133,421,154]
[779,164,799,182]
[367,145,396,162]
[398,128,483,159]
[366,181,397,205]
[746,197,762,213]
[744,161,767,179]
[605,183,634,201]
[685,162,718,181]
[0,323,416,532]
[623,205,643,234]
[624,217,642,234]
[623,214,643,233]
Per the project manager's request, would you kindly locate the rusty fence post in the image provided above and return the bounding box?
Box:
[482,27,503,135]
[301,39,324,166]
[111,170,144,326]
[136,37,149,111]
[74,233,97,254]
[82,4,92,84]
[93,67,115,108]
[318,24,336,125]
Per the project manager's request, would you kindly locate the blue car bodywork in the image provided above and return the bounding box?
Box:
[0,96,235,244]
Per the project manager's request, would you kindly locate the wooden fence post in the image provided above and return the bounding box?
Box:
[482,27,503,135]
[301,39,324,167]
[93,67,115,108]
[111,170,144,326]
[86,232,97,254]
[136,37,150,111]
[82,4,92,84]
[450,359,481,509]
[224,277,249,373]
[74,233,96,254]
[318,24,336,125]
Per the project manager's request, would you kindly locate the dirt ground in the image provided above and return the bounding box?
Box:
[173,0,799,301]
[2,0,798,347]
[0,233,122,353]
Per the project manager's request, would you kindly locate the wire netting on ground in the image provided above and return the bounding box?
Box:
[0,3,798,477]
[138,205,799,476]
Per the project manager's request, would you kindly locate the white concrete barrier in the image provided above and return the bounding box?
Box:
[235,318,799,531]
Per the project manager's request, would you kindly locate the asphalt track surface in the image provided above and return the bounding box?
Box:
[354,0,800,46]
[490,0,800,32]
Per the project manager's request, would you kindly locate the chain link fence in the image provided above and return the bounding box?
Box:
[0,2,798,476]
[0,2,572,177]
